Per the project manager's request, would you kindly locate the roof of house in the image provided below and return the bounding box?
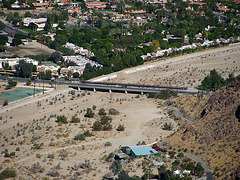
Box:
[125,145,158,156]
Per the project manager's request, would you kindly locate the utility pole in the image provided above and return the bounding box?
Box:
[43,78,44,94]
[33,78,35,97]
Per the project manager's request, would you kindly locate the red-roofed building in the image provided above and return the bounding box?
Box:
[32,2,50,7]
[85,2,106,10]
[218,6,230,12]
[189,2,206,6]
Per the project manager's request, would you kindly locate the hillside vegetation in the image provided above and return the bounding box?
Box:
[167,75,240,179]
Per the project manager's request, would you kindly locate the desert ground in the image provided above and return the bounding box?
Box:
[0,43,240,179]
[0,84,176,179]
[6,41,56,56]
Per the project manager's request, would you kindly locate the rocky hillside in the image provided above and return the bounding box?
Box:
[167,75,240,179]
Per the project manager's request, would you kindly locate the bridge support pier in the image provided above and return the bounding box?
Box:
[93,88,96,92]
[78,87,81,91]
[141,92,143,95]
[125,90,127,94]
[109,89,112,94]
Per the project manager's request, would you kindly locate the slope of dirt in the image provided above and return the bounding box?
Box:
[167,76,240,179]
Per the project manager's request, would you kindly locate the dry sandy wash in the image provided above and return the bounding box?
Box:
[94,43,240,88]
[0,43,240,179]
[0,85,176,179]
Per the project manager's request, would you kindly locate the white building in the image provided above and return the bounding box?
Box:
[0,58,38,69]
[63,56,102,68]
[63,43,94,57]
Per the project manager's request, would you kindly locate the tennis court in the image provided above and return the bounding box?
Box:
[0,88,43,102]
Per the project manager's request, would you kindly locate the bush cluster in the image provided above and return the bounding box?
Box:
[56,115,68,124]
[93,115,112,131]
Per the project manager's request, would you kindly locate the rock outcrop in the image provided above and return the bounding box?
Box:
[167,75,240,179]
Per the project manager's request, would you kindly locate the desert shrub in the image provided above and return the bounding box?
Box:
[71,116,80,123]
[59,149,68,160]
[147,92,155,98]
[56,115,68,124]
[30,162,45,173]
[26,79,32,86]
[108,108,119,115]
[84,108,95,118]
[103,123,112,131]
[80,160,92,172]
[172,160,180,166]
[6,79,17,90]
[116,124,125,131]
[100,115,112,125]
[98,108,106,116]
[156,90,177,100]
[47,154,54,159]
[47,171,60,177]
[162,122,173,130]
[200,109,206,118]
[74,133,86,141]
[84,130,94,137]
[15,147,20,151]
[104,142,112,146]
[92,105,96,110]
[70,90,75,95]
[3,100,8,106]
[0,168,16,178]
[31,142,44,150]
[92,121,102,131]
[36,154,42,158]
[177,152,184,158]
[106,152,114,162]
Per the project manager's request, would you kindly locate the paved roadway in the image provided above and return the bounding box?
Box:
[0,77,199,95]
[1,19,29,37]
[159,101,214,180]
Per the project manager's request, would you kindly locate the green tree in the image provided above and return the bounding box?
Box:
[6,79,17,89]
[15,60,33,78]
[118,170,129,180]
[158,165,173,180]
[198,69,226,91]
[109,160,122,175]
[0,35,8,45]
[45,70,52,80]
[28,22,38,32]
[72,72,79,78]
[142,158,153,179]
[48,52,63,63]
[0,21,6,31]
[194,163,204,177]
[44,18,52,31]
[67,71,72,79]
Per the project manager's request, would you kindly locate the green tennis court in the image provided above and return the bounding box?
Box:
[0,88,43,102]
